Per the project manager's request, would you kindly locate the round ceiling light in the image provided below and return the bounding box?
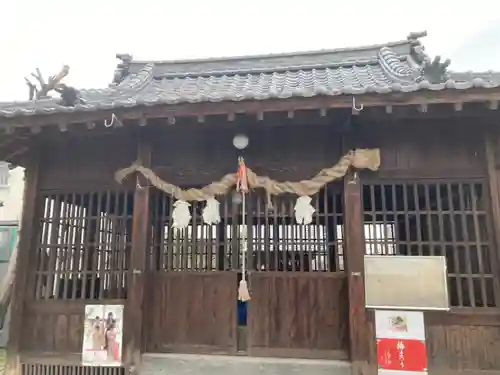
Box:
[232,134,249,150]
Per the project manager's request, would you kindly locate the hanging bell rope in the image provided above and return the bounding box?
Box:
[236,157,251,301]
[114,148,380,202]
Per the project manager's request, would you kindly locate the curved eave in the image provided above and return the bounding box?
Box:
[0,87,499,133]
[1,80,500,119]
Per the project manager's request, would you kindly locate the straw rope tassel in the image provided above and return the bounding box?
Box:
[238,191,250,301]
[237,157,251,301]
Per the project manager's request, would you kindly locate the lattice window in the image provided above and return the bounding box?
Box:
[238,224,335,271]
[34,190,133,300]
[166,224,218,270]
[21,364,124,375]
[248,186,344,272]
[148,186,344,273]
[246,224,331,271]
[363,181,497,308]
[364,222,397,255]
[149,192,225,271]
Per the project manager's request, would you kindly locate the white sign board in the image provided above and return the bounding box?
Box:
[364,255,449,311]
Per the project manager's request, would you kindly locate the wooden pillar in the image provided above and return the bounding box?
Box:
[484,131,500,302]
[123,139,151,374]
[343,169,369,375]
[6,145,40,375]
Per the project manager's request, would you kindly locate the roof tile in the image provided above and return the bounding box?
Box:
[1,33,500,118]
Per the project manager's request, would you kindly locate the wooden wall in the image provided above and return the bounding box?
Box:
[366,314,500,372]
[38,131,136,191]
[248,273,348,360]
[353,120,485,179]
[145,273,238,354]
[149,121,343,186]
[20,130,137,360]
[354,118,500,374]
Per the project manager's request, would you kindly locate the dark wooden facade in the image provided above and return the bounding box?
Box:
[1,104,500,375]
[22,121,351,359]
[2,35,500,375]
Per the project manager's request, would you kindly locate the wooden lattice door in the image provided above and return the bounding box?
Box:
[245,185,349,359]
[144,190,239,354]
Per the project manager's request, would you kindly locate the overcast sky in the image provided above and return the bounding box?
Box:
[1,0,499,101]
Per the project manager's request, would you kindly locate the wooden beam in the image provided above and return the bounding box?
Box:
[123,138,151,374]
[6,143,40,375]
[343,169,369,375]
[483,131,500,303]
[2,88,500,129]
[362,106,500,122]
[424,309,500,326]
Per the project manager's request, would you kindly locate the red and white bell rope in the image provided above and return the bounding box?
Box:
[236,157,251,301]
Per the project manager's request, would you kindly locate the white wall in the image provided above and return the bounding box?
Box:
[0,166,25,222]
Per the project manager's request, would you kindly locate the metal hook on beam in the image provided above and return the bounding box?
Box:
[352,97,364,112]
[104,113,123,128]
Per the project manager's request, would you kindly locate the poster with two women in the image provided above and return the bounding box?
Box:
[82,304,123,366]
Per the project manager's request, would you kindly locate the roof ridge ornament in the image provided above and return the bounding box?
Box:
[421,55,451,84]
[23,65,83,107]
[406,31,452,82]
[407,31,432,66]
[392,31,452,84]
[407,31,428,42]
[112,54,133,85]
[24,65,69,100]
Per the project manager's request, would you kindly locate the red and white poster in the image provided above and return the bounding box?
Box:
[375,310,427,375]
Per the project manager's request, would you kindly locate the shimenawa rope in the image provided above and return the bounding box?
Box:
[114,148,380,201]
[114,148,380,302]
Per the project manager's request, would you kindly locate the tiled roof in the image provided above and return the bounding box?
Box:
[1,32,500,118]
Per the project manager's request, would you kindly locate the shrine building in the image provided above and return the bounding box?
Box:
[0,31,500,375]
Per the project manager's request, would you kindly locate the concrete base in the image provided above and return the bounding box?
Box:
[141,353,351,375]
